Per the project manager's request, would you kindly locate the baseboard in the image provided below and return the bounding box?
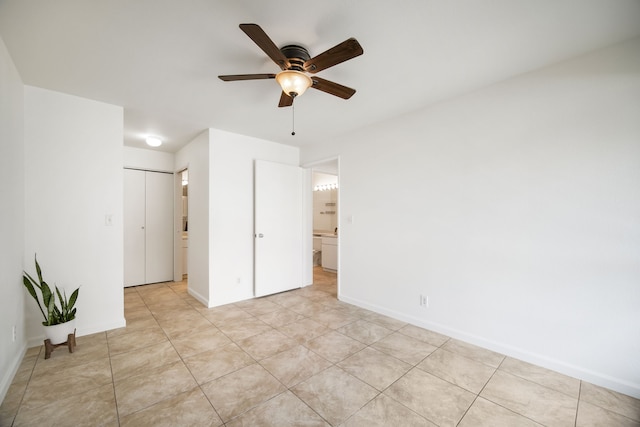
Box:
[208,291,256,308]
[78,319,127,337]
[0,343,27,404]
[188,287,209,307]
[339,294,640,399]
[26,318,127,348]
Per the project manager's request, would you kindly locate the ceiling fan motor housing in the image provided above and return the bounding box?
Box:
[280,45,310,71]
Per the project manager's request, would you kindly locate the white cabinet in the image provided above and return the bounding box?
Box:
[182,234,188,274]
[124,169,174,287]
[321,236,338,271]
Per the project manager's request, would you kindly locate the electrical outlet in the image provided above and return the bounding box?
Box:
[12,325,16,342]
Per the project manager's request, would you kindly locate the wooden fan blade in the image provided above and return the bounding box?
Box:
[310,77,356,99]
[278,91,294,108]
[304,38,363,73]
[239,23,290,71]
[218,74,276,81]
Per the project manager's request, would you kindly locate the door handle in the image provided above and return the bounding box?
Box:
[257,233,264,238]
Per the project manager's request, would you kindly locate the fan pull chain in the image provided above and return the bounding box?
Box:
[291,101,296,136]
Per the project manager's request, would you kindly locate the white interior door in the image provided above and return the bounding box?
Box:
[123,169,145,286]
[255,160,303,297]
[145,171,174,284]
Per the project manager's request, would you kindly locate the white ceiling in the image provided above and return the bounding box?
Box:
[1,0,639,153]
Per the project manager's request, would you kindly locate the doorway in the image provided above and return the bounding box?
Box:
[306,158,339,295]
[180,169,188,281]
[173,168,189,283]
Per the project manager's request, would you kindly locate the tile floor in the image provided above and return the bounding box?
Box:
[2,267,639,426]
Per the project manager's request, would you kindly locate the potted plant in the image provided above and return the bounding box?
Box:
[23,255,79,345]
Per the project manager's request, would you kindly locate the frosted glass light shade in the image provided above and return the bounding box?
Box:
[276,70,312,97]
[146,136,162,147]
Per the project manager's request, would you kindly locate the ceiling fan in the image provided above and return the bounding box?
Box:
[218,24,364,107]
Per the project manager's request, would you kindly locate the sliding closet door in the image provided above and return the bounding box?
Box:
[124,169,146,286]
[145,171,174,283]
[123,169,174,287]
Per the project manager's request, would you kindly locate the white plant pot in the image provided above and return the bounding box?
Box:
[43,319,76,345]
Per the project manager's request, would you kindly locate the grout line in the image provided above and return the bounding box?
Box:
[455,358,502,426]
[105,328,122,426]
[575,381,582,427]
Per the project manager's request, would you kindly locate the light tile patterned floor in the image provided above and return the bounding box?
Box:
[2,268,639,426]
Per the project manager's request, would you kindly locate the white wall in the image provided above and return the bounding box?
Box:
[174,129,301,307]
[123,146,174,172]
[175,131,210,305]
[24,86,125,343]
[0,36,25,403]
[313,188,338,233]
[209,129,300,306]
[301,37,640,397]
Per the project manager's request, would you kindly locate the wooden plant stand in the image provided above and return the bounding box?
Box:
[44,329,77,359]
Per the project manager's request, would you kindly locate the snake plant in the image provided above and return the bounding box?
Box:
[23,255,79,326]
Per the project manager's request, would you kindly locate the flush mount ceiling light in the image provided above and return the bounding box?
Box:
[275,70,312,98]
[146,136,162,147]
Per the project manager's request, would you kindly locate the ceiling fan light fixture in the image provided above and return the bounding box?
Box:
[276,70,312,98]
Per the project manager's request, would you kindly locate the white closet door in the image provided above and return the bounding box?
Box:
[254,160,303,297]
[123,169,146,287]
[145,171,174,284]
